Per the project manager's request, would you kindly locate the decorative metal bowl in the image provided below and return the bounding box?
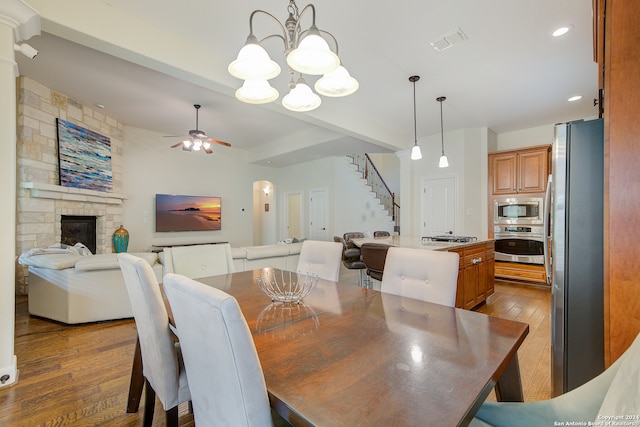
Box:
[255,269,319,303]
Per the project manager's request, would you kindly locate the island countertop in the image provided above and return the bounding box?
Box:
[350,235,494,251]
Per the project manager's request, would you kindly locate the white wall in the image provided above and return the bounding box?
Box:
[272,157,336,241]
[407,128,490,240]
[333,157,395,237]
[496,124,554,151]
[122,126,277,250]
[122,121,563,251]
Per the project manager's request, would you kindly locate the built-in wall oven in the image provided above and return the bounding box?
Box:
[494,197,544,225]
[493,225,545,265]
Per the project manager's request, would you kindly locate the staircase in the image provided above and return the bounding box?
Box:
[345,154,400,233]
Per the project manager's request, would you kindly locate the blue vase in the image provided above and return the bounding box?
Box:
[113,225,129,253]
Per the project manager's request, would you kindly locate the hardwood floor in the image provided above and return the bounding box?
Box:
[1,274,550,426]
[475,280,552,402]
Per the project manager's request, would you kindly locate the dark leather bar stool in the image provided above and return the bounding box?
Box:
[373,231,390,237]
[360,243,392,284]
[334,236,366,286]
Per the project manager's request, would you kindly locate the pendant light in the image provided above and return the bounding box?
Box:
[437,96,449,168]
[409,75,422,160]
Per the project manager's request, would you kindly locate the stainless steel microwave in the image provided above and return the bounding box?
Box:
[494,197,544,225]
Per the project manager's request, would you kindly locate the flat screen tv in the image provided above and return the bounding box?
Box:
[155,194,221,232]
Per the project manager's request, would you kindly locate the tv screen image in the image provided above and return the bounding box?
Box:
[155,194,221,232]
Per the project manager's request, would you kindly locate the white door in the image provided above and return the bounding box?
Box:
[422,177,456,237]
[309,188,329,240]
[285,192,303,240]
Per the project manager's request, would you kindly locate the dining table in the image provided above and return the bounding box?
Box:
[128,267,529,426]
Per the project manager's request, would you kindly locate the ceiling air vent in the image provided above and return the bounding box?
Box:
[430,28,468,52]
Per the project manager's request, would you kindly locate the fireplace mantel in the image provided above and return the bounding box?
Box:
[20,182,126,205]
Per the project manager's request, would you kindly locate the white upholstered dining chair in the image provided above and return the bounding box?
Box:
[162,273,276,426]
[117,254,190,427]
[380,247,460,306]
[162,243,234,279]
[470,332,640,426]
[296,240,343,282]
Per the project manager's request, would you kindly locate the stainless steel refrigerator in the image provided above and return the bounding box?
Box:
[545,118,604,397]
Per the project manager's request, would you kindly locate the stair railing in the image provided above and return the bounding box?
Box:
[346,153,400,233]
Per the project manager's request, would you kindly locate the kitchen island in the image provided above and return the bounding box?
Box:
[352,235,495,309]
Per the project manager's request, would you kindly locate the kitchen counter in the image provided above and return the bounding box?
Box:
[351,235,493,251]
[351,236,496,309]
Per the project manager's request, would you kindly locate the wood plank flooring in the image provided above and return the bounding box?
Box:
[0,275,550,426]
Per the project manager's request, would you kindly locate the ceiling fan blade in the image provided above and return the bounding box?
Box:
[203,146,214,154]
[206,138,231,147]
[170,142,183,148]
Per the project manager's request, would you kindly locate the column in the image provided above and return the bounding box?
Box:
[0,0,40,389]
[395,150,413,236]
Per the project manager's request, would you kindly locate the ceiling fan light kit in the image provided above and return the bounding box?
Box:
[169,105,231,155]
[229,0,358,112]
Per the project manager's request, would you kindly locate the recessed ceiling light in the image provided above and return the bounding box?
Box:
[568,95,582,102]
[552,25,573,37]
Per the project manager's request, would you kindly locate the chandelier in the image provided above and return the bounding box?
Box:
[228,0,359,112]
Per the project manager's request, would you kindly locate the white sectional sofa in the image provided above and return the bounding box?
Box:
[21,242,303,324]
[234,243,302,272]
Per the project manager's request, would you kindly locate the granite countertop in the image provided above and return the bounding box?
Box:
[351,236,494,251]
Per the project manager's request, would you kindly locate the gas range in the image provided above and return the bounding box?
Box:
[422,235,477,243]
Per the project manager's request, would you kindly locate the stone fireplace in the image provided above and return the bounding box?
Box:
[15,76,126,294]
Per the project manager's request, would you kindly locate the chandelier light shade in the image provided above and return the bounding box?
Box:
[409,75,423,161]
[229,0,358,112]
[228,35,281,80]
[235,80,280,104]
[286,26,340,75]
[282,77,322,112]
[437,96,449,168]
[314,65,359,97]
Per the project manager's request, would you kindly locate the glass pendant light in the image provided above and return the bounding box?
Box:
[409,75,422,160]
[437,96,449,168]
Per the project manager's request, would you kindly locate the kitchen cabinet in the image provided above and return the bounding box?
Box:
[595,0,640,366]
[451,241,495,309]
[489,145,551,195]
[494,261,546,284]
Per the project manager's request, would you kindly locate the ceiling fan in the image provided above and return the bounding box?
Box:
[168,104,231,154]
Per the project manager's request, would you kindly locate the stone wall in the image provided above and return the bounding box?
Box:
[15,76,126,294]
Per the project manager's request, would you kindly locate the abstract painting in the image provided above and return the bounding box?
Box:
[56,118,112,192]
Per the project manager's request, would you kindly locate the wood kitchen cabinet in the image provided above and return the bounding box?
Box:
[489,145,551,195]
[595,0,640,366]
[451,241,495,309]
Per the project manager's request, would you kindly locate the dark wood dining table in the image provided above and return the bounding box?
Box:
[128,268,529,427]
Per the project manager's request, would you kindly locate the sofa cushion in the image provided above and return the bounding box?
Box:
[20,254,83,270]
[231,247,247,259]
[244,245,291,260]
[75,252,158,271]
[287,242,303,255]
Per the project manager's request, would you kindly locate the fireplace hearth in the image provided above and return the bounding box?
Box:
[61,215,97,254]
